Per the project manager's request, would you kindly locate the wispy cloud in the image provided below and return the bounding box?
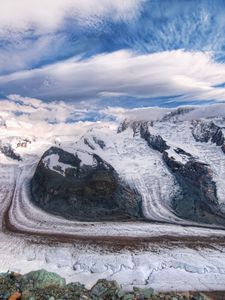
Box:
[0,0,140,35]
[1,1,225,108]
[0,95,102,138]
[0,94,92,123]
[0,50,225,105]
[0,0,141,75]
[102,103,225,122]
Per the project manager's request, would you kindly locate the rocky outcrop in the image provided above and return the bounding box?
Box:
[139,123,169,153]
[0,143,21,161]
[161,107,194,122]
[163,152,225,224]
[132,122,225,225]
[31,147,142,221]
[118,120,169,152]
[83,138,96,150]
[93,137,106,149]
[192,120,224,146]
[174,147,192,157]
[117,119,130,133]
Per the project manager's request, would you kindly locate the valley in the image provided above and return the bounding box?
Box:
[1,106,225,291]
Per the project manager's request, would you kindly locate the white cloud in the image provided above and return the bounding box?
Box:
[0,0,140,35]
[102,106,171,122]
[2,94,225,143]
[0,33,67,74]
[102,103,225,122]
[0,95,101,139]
[1,50,225,103]
[1,94,225,145]
[0,94,88,123]
[0,0,141,74]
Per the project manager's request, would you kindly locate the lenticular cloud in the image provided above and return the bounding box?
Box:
[0,50,225,104]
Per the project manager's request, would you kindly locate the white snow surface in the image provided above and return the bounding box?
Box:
[1,108,225,291]
[43,150,95,176]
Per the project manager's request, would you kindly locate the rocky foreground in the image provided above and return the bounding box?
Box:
[0,269,224,300]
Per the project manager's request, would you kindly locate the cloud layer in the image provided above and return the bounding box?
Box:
[0,95,101,138]
[0,50,225,105]
[1,0,225,107]
[0,0,141,75]
[0,0,140,34]
[2,95,225,141]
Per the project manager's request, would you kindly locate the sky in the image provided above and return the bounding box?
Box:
[0,0,225,120]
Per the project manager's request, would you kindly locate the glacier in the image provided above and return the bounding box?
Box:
[1,105,225,291]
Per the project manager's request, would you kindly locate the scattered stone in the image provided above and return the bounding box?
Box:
[142,288,154,299]
[65,282,89,298]
[0,270,224,300]
[117,289,126,298]
[90,279,120,299]
[191,293,211,300]
[1,291,11,300]
[122,293,135,300]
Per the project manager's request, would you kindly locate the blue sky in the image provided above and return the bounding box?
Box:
[0,0,225,110]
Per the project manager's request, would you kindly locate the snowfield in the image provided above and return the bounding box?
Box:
[1,105,225,291]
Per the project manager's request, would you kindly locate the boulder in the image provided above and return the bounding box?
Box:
[133,287,154,299]
[90,279,120,300]
[21,269,66,290]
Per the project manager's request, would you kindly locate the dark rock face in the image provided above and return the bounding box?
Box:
[221,143,225,154]
[93,137,106,149]
[83,138,95,150]
[174,148,192,157]
[118,120,169,152]
[140,123,169,153]
[0,143,21,161]
[135,123,225,225]
[192,120,224,146]
[117,119,130,133]
[161,107,195,122]
[31,147,142,221]
[163,152,225,224]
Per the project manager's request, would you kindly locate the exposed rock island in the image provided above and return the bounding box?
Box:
[31,147,142,221]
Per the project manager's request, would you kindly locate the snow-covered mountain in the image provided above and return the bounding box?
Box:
[2,105,225,227]
[2,105,225,291]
